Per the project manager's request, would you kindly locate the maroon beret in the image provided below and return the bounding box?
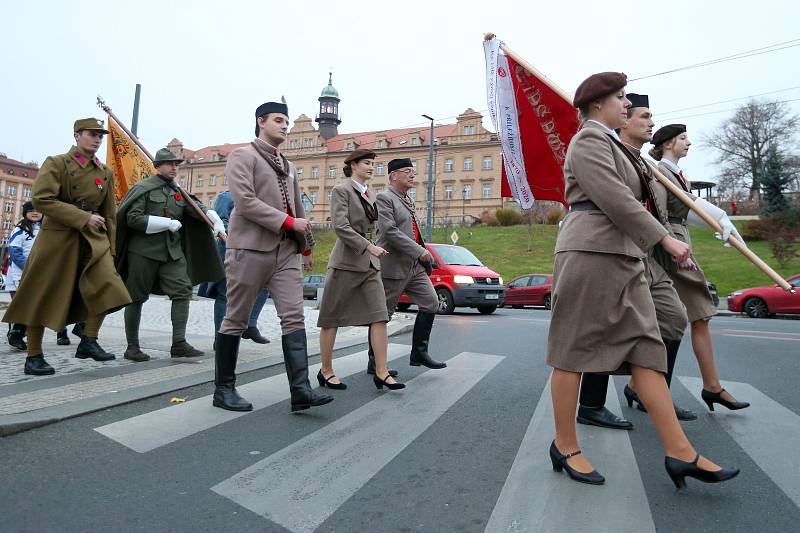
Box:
[573,72,628,108]
[344,149,376,164]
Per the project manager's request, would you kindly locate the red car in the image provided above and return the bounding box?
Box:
[397,243,505,315]
[727,274,800,318]
[503,274,553,309]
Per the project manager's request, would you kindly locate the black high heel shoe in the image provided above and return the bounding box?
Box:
[701,388,750,411]
[317,370,347,390]
[664,454,739,490]
[624,384,647,412]
[548,441,605,485]
[373,373,405,390]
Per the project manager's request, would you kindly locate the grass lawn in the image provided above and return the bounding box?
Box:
[309,223,799,297]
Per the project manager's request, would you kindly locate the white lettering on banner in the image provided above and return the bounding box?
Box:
[514,65,568,165]
[483,39,534,209]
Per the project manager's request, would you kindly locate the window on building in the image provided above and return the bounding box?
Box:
[444,185,453,200]
[289,139,299,149]
[411,161,417,171]
[297,167,304,177]
[445,159,454,172]
[209,174,217,186]
[377,139,386,149]
[310,191,318,204]
[222,175,228,185]
[7,169,13,175]
[482,156,493,170]
[2,219,11,230]
[483,183,492,199]
[22,172,28,177]
[207,194,216,206]
[464,125,476,135]
[463,185,472,199]
[311,166,319,179]
[304,138,313,148]
[327,190,333,204]
[464,157,473,171]
[409,188,417,202]
[7,186,16,195]
[4,202,12,213]
[328,166,336,178]
[375,163,385,176]
[374,186,384,194]
[345,142,354,150]
[23,188,32,198]
[411,137,419,146]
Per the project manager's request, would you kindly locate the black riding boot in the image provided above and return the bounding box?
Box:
[75,337,115,361]
[282,329,333,412]
[7,324,27,351]
[212,333,252,411]
[664,338,697,421]
[366,324,398,377]
[409,312,446,369]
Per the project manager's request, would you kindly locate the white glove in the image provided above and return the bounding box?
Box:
[206,209,226,237]
[146,216,182,234]
[686,197,744,245]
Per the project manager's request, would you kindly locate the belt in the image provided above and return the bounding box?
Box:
[668,216,687,225]
[73,200,98,212]
[569,200,600,212]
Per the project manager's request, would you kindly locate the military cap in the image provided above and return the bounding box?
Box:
[626,93,649,109]
[74,117,110,134]
[344,149,376,164]
[573,72,627,109]
[388,158,414,173]
[153,148,184,166]
[651,124,686,147]
[255,101,289,118]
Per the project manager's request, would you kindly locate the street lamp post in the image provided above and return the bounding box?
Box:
[422,114,435,241]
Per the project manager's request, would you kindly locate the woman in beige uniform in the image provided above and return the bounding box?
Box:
[546,72,738,488]
[638,124,749,411]
[316,149,404,391]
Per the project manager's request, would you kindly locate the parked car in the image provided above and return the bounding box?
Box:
[303,274,326,300]
[727,274,800,318]
[503,274,553,309]
[397,243,505,315]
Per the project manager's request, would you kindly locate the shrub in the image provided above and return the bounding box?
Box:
[481,210,499,226]
[767,227,799,268]
[741,218,776,241]
[545,208,564,225]
[495,208,523,226]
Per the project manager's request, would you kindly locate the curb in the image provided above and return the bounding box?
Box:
[0,320,414,438]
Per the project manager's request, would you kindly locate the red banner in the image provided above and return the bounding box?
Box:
[499,55,578,207]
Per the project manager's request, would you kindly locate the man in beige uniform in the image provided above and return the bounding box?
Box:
[214,101,333,413]
[369,158,446,371]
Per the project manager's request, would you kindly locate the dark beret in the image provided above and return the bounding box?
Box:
[344,149,376,164]
[626,93,649,109]
[388,158,413,173]
[22,201,35,216]
[255,101,289,118]
[651,124,686,147]
[573,72,628,108]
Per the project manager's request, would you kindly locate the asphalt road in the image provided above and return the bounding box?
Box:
[2,307,798,533]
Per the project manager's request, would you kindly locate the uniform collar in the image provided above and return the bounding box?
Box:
[350,178,367,195]
[254,137,279,156]
[660,158,681,174]
[70,146,102,168]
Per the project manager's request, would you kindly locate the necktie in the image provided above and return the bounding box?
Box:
[364,190,369,198]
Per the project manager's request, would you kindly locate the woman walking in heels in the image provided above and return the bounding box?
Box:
[640,124,749,412]
[546,72,738,488]
[316,149,405,391]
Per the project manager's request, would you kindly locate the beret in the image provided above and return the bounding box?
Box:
[652,124,686,147]
[626,93,649,109]
[255,101,289,118]
[388,158,413,173]
[344,149,376,164]
[573,72,627,108]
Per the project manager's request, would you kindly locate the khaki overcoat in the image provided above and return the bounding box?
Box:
[3,147,131,329]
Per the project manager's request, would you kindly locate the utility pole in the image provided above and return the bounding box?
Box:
[422,114,435,241]
[131,84,142,136]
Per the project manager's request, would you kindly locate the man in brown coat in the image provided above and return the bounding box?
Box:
[3,118,132,375]
[369,158,446,371]
[213,101,332,412]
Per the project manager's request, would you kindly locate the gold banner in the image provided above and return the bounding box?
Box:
[106,115,154,203]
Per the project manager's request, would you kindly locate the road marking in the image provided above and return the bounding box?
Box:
[485,376,655,533]
[211,352,503,533]
[718,329,800,336]
[679,377,800,508]
[721,334,800,342]
[94,344,409,453]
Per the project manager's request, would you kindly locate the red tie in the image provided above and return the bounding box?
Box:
[364,190,369,198]
[412,218,421,243]
[677,170,688,190]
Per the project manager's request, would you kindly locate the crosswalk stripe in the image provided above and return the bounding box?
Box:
[679,376,800,508]
[94,344,409,453]
[211,351,504,533]
[485,376,656,533]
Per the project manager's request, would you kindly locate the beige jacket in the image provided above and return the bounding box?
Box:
[224,139,310,253]
[375,186,427,280]
[327,181,380,272]
[556,121,668,258]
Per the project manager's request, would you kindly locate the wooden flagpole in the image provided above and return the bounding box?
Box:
[484,33,794,293]
[96,96,225,242]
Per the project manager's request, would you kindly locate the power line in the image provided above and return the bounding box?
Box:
[658,85,800,117]
[658,97,800,121]
[629,38,800,81]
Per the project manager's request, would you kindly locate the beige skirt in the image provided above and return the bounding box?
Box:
[316,266,390,328]
[546,251,667,375]
[667,261,717,323]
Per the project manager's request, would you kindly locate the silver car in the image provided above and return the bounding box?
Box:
[303,274,326,300]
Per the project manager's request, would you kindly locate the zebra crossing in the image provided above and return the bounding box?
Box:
[89,344,800,532]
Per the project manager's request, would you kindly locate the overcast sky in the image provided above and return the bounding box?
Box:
[3,0,798,188]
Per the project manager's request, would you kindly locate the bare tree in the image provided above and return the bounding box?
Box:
[703,99,799,199]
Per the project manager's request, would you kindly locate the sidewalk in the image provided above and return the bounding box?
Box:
[0,296,414,437]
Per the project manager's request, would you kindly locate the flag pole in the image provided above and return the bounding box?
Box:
[96,96,225,242]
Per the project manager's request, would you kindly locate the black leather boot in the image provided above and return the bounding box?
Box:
[7,326,27,351]
[24,355,55,376]
[75,337,115,361]
[664,338,697,421]
[56,329,71,346]
[282,329,333,412]
[366,324,397,376]
[170,340,204,358]
[409,312,446,369]
[242,326,270,344]
[212,333,252,411]
[124,344,151,362]
[71,321,86,340]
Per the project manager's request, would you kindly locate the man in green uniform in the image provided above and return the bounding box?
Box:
[3,118,132,375]
[115,148,225,361]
